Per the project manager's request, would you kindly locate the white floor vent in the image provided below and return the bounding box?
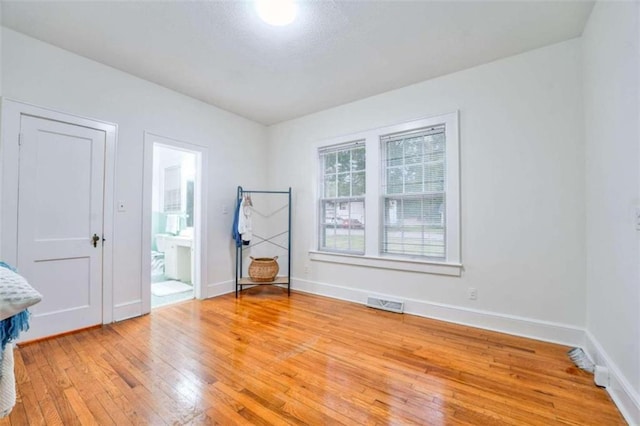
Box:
[366,296,404,313]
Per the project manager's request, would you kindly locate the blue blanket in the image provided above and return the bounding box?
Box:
[232,198,242,248]
[0,262,31,351]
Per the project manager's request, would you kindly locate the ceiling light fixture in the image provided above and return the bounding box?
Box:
[255,0,298,26]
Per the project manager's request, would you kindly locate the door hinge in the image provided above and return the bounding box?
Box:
[18,133,23,146]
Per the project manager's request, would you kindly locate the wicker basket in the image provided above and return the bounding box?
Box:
[248,256,279,282]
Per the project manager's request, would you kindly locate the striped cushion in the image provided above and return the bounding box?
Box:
[0,268,42,321]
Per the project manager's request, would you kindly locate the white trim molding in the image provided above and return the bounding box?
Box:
[309,250,463,277]
[292,276,584,346]
[207,280,289,298]
[206,280,235,298]
[585,331,640,426]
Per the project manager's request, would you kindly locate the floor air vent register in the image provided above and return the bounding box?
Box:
[366,296,404,313]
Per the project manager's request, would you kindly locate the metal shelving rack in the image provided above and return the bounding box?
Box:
[235,186,291,297]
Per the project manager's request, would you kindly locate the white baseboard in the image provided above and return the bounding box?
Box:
[113,281,235,321]
[206,280,294,298]
[292,277,584,346]
[113,299,142,322]
[585,331,640,426]
[206,280,235,298]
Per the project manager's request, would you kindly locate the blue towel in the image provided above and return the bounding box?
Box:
[232,198,242,248]
[0,262,31,351]
[0,311,29,352]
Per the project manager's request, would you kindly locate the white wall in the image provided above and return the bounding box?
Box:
[583,1,640,422]
[1,28,268,318]
[0,7,3,97]
[268,39,586,343]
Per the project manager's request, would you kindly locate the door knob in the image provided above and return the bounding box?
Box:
[91,234,100,248]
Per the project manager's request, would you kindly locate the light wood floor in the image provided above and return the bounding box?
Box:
[0,287,626,425]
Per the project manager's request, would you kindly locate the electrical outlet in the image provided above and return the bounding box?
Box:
[304,264,310,275]
[635,206,640,230]
[468,287,478,300]
[222,204,229,215]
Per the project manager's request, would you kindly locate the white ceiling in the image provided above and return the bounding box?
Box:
[1,1,594,125]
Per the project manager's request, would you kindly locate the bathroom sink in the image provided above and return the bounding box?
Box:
[179,227,194,238]
[168,235,192,247]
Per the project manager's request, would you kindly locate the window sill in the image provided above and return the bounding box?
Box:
[308,250,462,277]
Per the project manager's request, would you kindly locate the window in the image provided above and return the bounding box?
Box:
[382,126,446,259]
[318,142,366,254]
[313,112,460,276]
[163,165,181,212]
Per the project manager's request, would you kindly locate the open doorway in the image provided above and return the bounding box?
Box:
[150,145,198,308]
[142,132,207,314]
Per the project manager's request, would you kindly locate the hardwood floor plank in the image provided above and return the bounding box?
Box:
[14,378,46,425]
[82,397,116,426]
[37,364,80,425]
[109,393,164,426]
[213,381,289,425]
[63,387,97,425]
[1,291,626,425]
[23,365,63,426]
[93,392,134,426]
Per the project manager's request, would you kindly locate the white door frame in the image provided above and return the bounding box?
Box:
[0,98,117,324]
[142,132,208,313]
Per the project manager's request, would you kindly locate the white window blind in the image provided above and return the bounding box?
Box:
[163,165,181,212]
[381,125,446,259]
[318,141,366,254]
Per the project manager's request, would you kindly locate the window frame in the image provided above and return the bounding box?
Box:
[380,125,448,260]
[311,112,461,277]
[317,141,367,255]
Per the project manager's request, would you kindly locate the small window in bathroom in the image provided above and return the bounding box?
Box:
[164,165,181,212]
[186,180,194,227]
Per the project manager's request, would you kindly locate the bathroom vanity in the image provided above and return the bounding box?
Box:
[157,234,192,283]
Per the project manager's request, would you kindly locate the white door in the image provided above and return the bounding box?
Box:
[17,115,106,340]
